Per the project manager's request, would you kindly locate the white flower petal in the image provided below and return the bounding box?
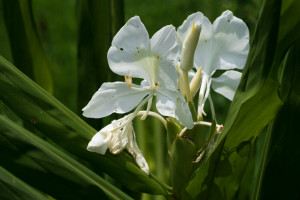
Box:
[140,79,149,87]
[82,82,149,118]
[211,70,242,100]
[126,125,149,175]
[107,16,153,83]
[195,10,249,75]
[156,87,194,129]
[150,25,179,90]
[150,25,177,57]
[135,153,149,175]
[87,124,113,155]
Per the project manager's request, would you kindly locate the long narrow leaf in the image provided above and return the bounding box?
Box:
[0,166,48,200]
[252,39,300,200]
[0,56,169,195]
[0,115,133,200]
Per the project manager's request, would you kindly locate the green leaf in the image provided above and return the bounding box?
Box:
[183,0,300,198]
[182,138,227,200]
[0,115,132,200]
[252,39,300,200]
[2,0,53,94]
[232,130,266,200]
[207,119,216,142]
[0,166,49,200]
[0,56,169,195]
[167,118,205,199]
[166,118,182,150]
[183,0,285,199]
[168,134,200,199]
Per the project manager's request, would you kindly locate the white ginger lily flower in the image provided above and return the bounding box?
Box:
[87,116,149,175]
[82,16,193,129]
[177,11,249,117]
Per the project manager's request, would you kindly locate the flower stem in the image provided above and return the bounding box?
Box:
[140,97,153,120]
[136,111,167,129]
[179,121,222,137]
[183,71,193,102]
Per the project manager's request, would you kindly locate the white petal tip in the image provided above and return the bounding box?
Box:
[222,10,233,20]
[86,145,107,155]
[135,154,150,175]
[194,21,202,31]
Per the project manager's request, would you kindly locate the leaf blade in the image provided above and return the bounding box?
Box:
[0,115,133,200]
[0,56,169,195]
[0,166,49,200]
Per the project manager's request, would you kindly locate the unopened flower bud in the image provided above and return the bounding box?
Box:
[176,65,186,97]
[124,75,132,87]
[190,66,202,98]
[180,21,202,72]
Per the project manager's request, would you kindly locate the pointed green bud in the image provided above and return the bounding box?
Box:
[180,21,202,72]
[176,65,186,97]
[190,66,202,98]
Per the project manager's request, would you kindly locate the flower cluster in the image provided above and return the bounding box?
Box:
[83,11,249,174]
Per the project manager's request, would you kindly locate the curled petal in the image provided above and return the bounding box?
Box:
[109,130,123,155]
[211,70,242,100]
[87,124,113,155]
[82,82,149,118]
[126,125,149,174]
[135,154,149,175]
[156,87,194,129]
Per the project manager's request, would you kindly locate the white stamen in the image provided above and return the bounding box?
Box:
[129,86,154,92]
[136,111,167,129]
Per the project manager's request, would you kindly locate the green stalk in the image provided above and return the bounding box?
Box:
[153,106,167,200]
[183,71,193,103]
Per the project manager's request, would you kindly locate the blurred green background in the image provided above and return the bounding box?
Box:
[0,0,262,199]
